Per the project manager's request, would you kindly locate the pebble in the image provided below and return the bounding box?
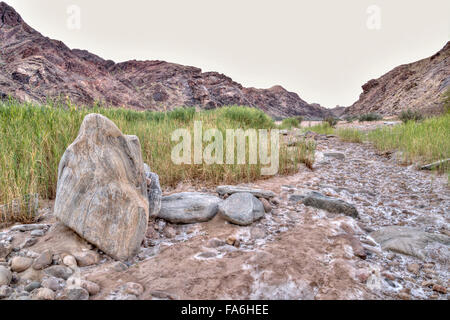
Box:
[10,224,48,232]
[206,238,226,248]
[81,280,100,296]
[41,277,65,291]
[33,288,55,300]
[260,198,272,213]
[62,255,77,269]
[32,250,53,270]
[0,285,13,299]
[398,292,411,300]
[73,251,99,267]
[30,230,45,237]
[432,284,447,294]
[65,287,90,300]
[25,281,41,292]
[124,282,144,296]
[11,256,33,273]
[19,237,37,249]
[0,266,12,286]
[226,236,236,246]
[44,265,73,280]
[406,263,420,275]
[111,261,128,272]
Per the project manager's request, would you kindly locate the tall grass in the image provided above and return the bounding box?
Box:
[367,113,450,172]
[0,100,312,223]
[336,128,364,143]
[307,123,335,135]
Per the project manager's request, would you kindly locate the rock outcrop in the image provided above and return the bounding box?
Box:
[0,2,333,119]
[344,42,450,116]
[54,114,149,261]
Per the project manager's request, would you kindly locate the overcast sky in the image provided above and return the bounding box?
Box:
[7,0,450,107]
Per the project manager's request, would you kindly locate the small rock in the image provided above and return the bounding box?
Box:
[11,256,33,273]
[382,272,396,281]
[218,193,265,226]
[197,252,217,259]
[226,236,237,246]
[324,152,345,160]
[206,238,226,248]
[62,255,77,268]
[216,186,275,199]
[10,224,48,232]
[407,263,420,275]
[44,265,73,280]
[25,281,41,292]
[41,277,65,291]
[151,290,178,300]
[111,261,128,272]
[143,163,163,217]
[233,239,241,248]
[0,285,13,299]
[0,243,12,260]
[124,282,144,296]
[260,198,272,213]
[65,287,89,300]
[81,280,100,296]
[73,251,99,267]
[163,226,177,239]
[30,230,45,237]
[19,237,37,249]
[33,288,55,300]
[32,250,53,270]
[398,292,410,300]
[432,284,447,294]
[422,280,435,288]
[302,192,358,218]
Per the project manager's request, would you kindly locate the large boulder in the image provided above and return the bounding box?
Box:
[158,192,222,224]
[301,191,358,218]
[370,226,450,260]
[54,114,149,261]
[216,185,275,199]
[218,192,265,226]
[143,163,162,217]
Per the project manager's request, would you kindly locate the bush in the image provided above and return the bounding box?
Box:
[443,88,450,114]
[344,115,357,123]
[399,109,423,123]
[359,113,382,122]
[280,117,301,129]
[336,128,363,143]
[325,117,339,128]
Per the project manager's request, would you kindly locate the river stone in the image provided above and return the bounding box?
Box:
[216,186,275,199]
[11,256,33,273]
[158,192,222,224]
[33,288,55,300]
[10,224,48,232]
[53,114,149,261]
[0,266,12,286]
[44,265,73,280]
[32,250,53,270]
[218,193,265,226]
[0,243,11,260]
[302,192,358,218]
[65,287,89,300]
[143,163,162,217]
[370,226,450,260]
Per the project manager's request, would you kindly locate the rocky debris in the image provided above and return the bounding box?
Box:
[0,285,13,299]
[24,281,41,292]
[111,261,128,272]
[123,282,144,296]
[10,224,48,232]
[143,164,162,217]
[250,227,267,240]
[344,41,450,116]
[0,243,12,260]
[54,114,149,261]
[64,287,89,300]
[301,192,359,218]
[150,290,178,300]
[370,226,450,260]
[32,250,52,270]
[218,193,265,226]
[260,198,273,213]
[32,288,55,300]
[432,284,447,294]
[0,2,332,119]
[324,152,346,160]
[158,192,222,224]
[44,266,73,280]
[41,277,65,292]
[19,237,37,249]
[420,159,450,171]
[10,256,33,273]
[216,186,275,200]
[30,230,45,237]
[73,251,99,267]
[407,263,421,275]
[62,255,77,269]
[80,280,100,296]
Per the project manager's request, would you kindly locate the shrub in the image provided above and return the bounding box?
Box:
[336,128,363,143]
[280,117,300,129]
[325,117,339,128]
[399,109,423,123]
[359,113,382,122]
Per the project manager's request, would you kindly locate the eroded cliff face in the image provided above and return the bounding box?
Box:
[345,42,450,117]
[0,2,333,119]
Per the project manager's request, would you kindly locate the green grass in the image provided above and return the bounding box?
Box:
[307,123,335,135]
[367,113,450,172]
[359,113,383,122]
[336,128,364,143]
[0,100,312,224]
[279,117,301,130]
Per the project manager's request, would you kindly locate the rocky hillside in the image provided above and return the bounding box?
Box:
[345,42,450,116]
[0,2,332,119]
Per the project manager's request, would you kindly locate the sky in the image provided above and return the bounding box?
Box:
[6,0,450,108]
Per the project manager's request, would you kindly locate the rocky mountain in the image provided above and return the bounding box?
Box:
[0,2,333,119]
[345,42,450,116]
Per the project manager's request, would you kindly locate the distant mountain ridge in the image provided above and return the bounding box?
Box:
[0,2,334,119]
[345,42,450,116]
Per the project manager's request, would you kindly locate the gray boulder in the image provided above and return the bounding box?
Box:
[302,191,358,218]
[143,163,162,217]
[54,114,149,261]
[0,266,12,286]
[218,192,265,226]
[370,226,450,260]
[158,192,222,224]
[216,185,275,199]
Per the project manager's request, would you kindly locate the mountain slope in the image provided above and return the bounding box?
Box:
[345,42,450,116]
[0,2,332,119]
